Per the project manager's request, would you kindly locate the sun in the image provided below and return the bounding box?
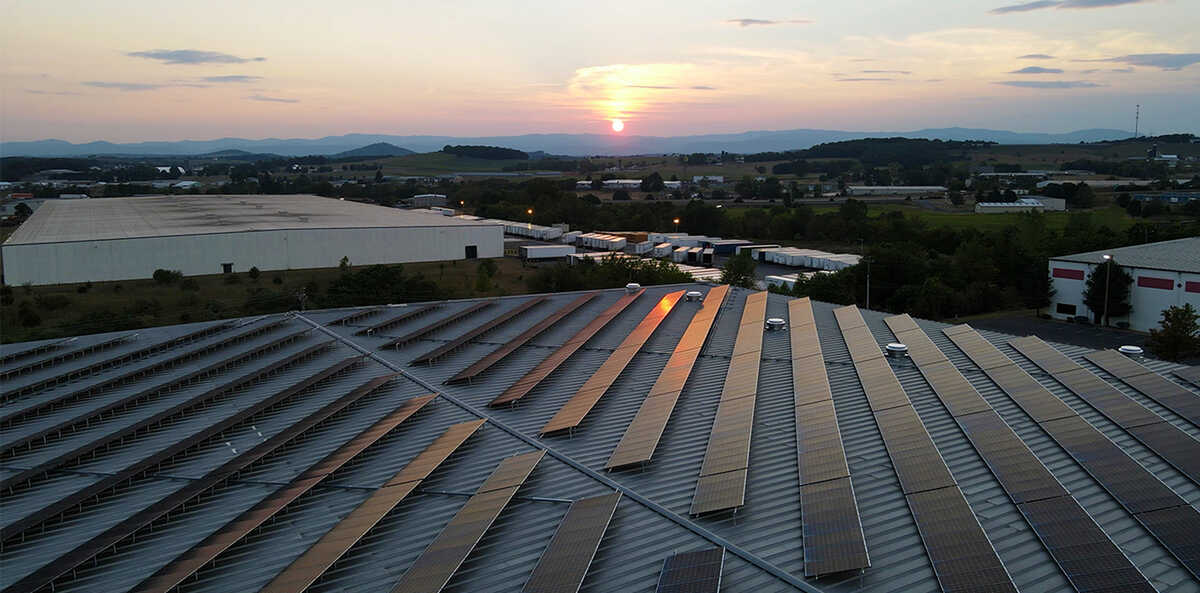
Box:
[611,119,624,133]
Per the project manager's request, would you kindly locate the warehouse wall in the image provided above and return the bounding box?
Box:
[2,224,503,285]
[1047,259,1200,331]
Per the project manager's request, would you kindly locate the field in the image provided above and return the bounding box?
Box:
[801,203,1140,232]
[1,257,534,344]
[372,152,529,175]
[965,140,1200,169]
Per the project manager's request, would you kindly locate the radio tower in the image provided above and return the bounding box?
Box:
[1134,104,1140,138]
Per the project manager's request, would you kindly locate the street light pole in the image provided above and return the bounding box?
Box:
[673,217,680,233]
[860,239,870,310]
[1101,254,1112,326]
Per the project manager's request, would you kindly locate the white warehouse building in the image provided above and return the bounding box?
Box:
[1047,237,1200,331]
[1,194,504,286]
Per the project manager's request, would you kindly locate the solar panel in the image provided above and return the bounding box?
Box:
[799,477,870,576]
[5,371,398,593]
[379,301,495,349]
[325,306,382,326]
[1010,336,1200,484]
[410,297,548,365]
[1175,365,1200,389]
[389,450,546,593]
[131,393,437,593]
[906,487,1017,593]
[354,304,441,336]
[1,326,311,455]
[945,325,1200,577]
[0,337,74,368]
[257,419,487,593]
[491,290,644,407]
[522,492,621,593]
[447,292,598,384]
[1084,349,1200,427]
[606,286,729,469]
[692,291,765,514]
[0,333,135,383]
[0,343,344,539]
[0,317,289,429]
[541,291,685,434]
[656,547,724,593]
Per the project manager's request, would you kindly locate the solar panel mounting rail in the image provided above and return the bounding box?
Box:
[256,419,486,593]
[944,324,1200,579]
[4,368,388,593]
[885,315,1154,593]
[446,292,598,384]
[410,296,548,365]
[606,285,729,469]
[130,392,436,593]
[691,291,766,515]
[1009,335,1200,485]
[354,304,441,336]
[835,306,1017,593]
[791,297,869,577]
[380,301,495,350]
[1083,348,1200,427]
[521,492,622,593]
[490,289,644,407]
[0,341,341,539]
[540,290,685,434]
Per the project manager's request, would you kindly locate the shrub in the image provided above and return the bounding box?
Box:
[18,301,41,327]
[223,273,242,285]
[179,278,200,291]
[34,294,72,311]
[153,269,184,285]
[272,275,284,285]
[249,266,261,280]
[0,285,13,306]
[113,284,123,293]
[76,282,92,294]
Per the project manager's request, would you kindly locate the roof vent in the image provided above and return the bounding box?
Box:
[1118,345,1144,357]
[886,343,909,358]
[626,283,642,293]
[685,290,703,301]
[765,318,786,331]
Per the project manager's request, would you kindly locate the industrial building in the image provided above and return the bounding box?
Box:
[846,186,947,197]
[1,194,503,286]
[1048,237,1200,331]
[1,285,1198,593]
[974,197,1066,213]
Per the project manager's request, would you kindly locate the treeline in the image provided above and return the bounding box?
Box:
[1060,159,1172,179]
[743,138,990,169]
[527,256,692,293]
[442,145,529,160]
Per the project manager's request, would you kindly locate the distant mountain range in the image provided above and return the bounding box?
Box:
[333,142,414,158]
[0,127,1134,158]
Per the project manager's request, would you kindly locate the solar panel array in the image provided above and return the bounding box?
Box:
[691,291,766,515]
[790,298,869,577]
[656,547,725,593]
[390,449,546,593]
[379,301,494,349]
[354,304,441,336]
[540,290,685,434]
[0,337,74,367]
[447,292,598,384]
[522,492,622,593]
[411,297,547,365]
[885,314,1155,593]
[835,306,1017,593]
[944,324,1200,579]
[1083,348,1200,427]
[1009,336,1200,483]
[0,333,135,387]
[491,289,644,407]
[606,285,729,469]
[259,419,487,593]
[1176,365,1200,389]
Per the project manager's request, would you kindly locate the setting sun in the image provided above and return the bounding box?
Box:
[611,119,624,133]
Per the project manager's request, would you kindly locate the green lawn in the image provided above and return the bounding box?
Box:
[375,153,529,175]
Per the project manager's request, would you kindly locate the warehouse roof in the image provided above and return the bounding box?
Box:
[0,286,1198,593]
[3,194,498,245]
[1051,237,1200,274]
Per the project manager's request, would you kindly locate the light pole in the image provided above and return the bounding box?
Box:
[860,239,871,310]
[1101,254,1112,326]
[673,217,680,233]
[527,208,534,230]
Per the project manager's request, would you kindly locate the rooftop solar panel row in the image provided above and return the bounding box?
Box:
[447,292,598,384]
[945,324,1200,579]
[131,392,436,593]
[656,547,724,593]
[410,297,548,365]
[1176,365,1200,389]
[0,333,134,382]
[1084,349,1200,427]
[541,291,685,434]
[326,307,382,326]
[354,304,441,336]
[522,491,621,593]
[379,301,495,349]
[258,419,486,593]
[606,285,729,469]
[491,290,645,407]
[7,371,398,593]
[0,338,75,368]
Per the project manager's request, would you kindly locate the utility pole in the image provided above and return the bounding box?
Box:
[1101,255,1112,326]
[1134,104,1140,138]
[860,238,870,310]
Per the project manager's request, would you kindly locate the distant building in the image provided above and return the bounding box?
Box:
[1048,237,1200,331]
[974,198,1045,213]
[1133,192,1198,204]
[846,185,946,196]
[602,179,642,190]
[405,193,448,208]
[692,175,724,184]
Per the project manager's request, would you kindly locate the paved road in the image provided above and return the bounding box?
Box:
[966,315,1145,351]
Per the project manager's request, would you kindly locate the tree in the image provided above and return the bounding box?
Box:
[948,190,964,206]
[640,172,664,192]
[1071,182,1096,208]
[1146,304,1200,361]
[248,266,261,280]
[1082,259,1133,324]
[734,176,757,199]
[374,169,384,183]
[719,252,757,288]
[152,269,183,285]
[612,189,631,201]
[14,202,33,218]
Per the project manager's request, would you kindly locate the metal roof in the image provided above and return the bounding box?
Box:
[1050,237,1200,274]
[0,285,1198,593]
[3,194,497,246]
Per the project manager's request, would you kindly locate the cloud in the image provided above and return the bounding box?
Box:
[248,94,299,103]
[26,89,84,96]
[725,18,813,27]
[201,75,263,83]
[1018,53,1055,59]
[690,85,718,90]
[628,84,678,90]
[991,0,1152,12]
[837,77,893,82]
[861,69,912,74]
[1081,53,1200,70]
[127,49,266,65]
[84,81,169,91]
[1009,66,1064,73]
[995,80,1102,87]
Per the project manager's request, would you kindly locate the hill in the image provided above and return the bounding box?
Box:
[333,142,414,158]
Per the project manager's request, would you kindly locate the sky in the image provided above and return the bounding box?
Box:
[2,0,1198,142]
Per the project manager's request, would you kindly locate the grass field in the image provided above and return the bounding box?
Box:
[1,257,534,344]
[798,203,1141,232]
